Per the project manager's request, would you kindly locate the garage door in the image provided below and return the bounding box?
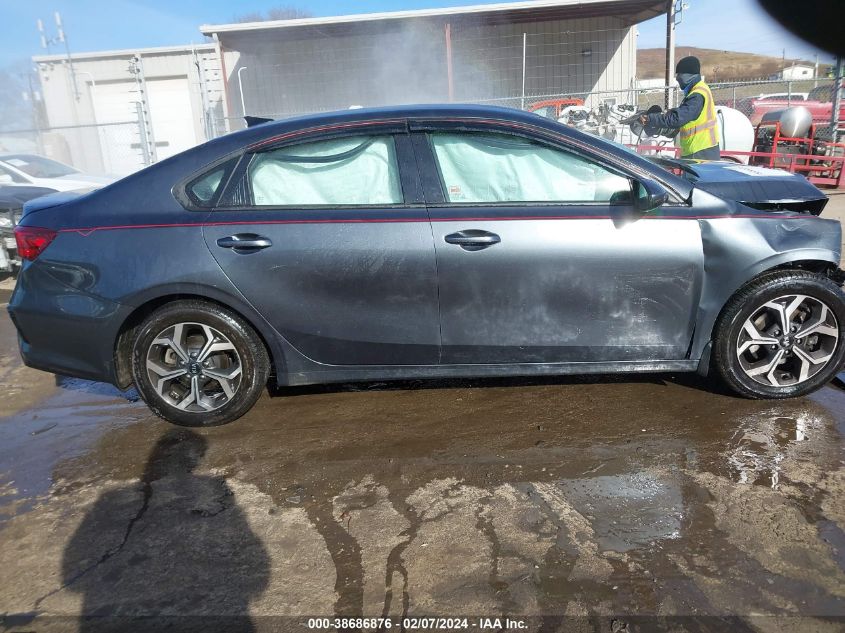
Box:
[147,77,198,161]
[92,81,147,175]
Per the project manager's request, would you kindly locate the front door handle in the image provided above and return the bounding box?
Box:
[444,229,501,251]
[216,233,273,253]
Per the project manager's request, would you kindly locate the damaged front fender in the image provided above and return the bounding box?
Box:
[691,202,842,368]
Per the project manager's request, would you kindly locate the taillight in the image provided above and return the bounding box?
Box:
[15,226,57,261]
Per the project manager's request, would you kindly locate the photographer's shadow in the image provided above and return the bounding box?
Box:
[61,429,269,632]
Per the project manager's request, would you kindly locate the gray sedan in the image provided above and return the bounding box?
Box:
[8,105,845,425]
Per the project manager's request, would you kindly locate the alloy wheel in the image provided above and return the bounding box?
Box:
[736,294,839,387]
[145,322,242,412]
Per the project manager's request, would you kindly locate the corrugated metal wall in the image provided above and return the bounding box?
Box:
[220,15,636,121]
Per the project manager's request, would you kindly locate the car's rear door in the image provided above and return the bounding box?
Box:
[411,123,704,364]
[201,126,440,366]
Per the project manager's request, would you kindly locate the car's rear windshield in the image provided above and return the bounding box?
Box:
[0,155,78,178]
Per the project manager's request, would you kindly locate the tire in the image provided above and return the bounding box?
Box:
[131,300,270,426]
[712,270,845,399]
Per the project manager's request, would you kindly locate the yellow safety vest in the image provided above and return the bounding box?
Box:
[677,80,720,157]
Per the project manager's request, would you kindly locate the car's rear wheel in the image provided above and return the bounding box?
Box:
[712,270,845,399]
[131,300,270,426]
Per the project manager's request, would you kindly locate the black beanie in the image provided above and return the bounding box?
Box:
[676,56,701,75]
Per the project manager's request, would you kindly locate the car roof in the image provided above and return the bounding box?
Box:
[243,103,552,133]
[213,103,615,155]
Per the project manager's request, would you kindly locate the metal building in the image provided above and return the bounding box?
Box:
[33,44,224,175]
[202,0,666,128]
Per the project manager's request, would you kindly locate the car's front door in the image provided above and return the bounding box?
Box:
[412,127,704,364]
[202,129,440,366]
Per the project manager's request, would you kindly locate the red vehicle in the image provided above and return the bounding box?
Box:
[746,84,845,133]
[528,97,585,119]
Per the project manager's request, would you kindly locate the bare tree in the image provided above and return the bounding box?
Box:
[234,6,313,22]
[0,61,45,133]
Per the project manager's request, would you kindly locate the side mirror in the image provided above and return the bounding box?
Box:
[0,173,12,184]
[635,179,669,212]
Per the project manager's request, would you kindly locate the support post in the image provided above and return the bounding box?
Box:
[521,32,527,110]
[831,57,843,143]
[664,0,675,110]
[445,22,454,102]
[237,66,248,117]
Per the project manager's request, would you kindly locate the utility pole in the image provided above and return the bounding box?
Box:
[445,23,454,102]
[664,0,675,110]
[831,56,843,144]
[37,13,79,101]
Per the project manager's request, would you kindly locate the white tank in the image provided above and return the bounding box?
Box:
[777,106,813,138]
[714,106,755,163]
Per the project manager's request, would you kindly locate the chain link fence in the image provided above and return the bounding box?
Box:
[207,73,842,188]
[212,76,842,139]
[6,76,839,183]
[0,119,149,177]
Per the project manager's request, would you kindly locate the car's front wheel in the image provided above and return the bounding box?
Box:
[131,300,270,426]
[712,270,845,399]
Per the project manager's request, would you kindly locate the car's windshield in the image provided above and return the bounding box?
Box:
[0,154,79,178]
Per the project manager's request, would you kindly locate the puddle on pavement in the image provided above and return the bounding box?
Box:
[0,377,147,519]
[556,472,684,552]
[725,411,833,489]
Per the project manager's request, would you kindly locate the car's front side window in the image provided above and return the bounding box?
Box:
[247,135,403,206]
[429,132,633,205]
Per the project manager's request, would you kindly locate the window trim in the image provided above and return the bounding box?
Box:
[186,156,240,208]
[174,152,244,211]
[421,129,637,208]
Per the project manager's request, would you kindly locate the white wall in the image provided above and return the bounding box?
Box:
[34,45,223,175]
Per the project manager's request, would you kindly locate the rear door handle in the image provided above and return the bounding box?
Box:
[444,229,501,251]
[216,233,273,253]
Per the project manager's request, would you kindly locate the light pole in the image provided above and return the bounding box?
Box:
[237,66,248,116]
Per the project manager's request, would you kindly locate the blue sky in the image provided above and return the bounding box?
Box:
[0,0,834,68]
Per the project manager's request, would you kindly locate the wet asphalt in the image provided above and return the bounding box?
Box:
[0,304,843,632]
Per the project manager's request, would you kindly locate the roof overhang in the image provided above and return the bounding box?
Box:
[201,0,667,36]
[33,43,216,64]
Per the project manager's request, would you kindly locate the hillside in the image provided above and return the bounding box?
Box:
[637,46,828,81]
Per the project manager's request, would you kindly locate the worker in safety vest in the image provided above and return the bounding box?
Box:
[639,56,721,160]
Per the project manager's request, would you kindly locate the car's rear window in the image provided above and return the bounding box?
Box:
[1,154,77,178]
[186,158,237,206]
[247,135,403,207]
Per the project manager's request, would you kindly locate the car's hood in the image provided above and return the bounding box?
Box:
[651,158,828,215]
